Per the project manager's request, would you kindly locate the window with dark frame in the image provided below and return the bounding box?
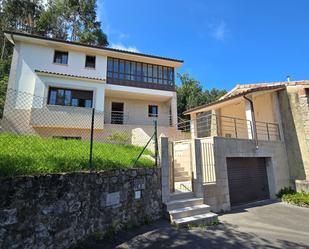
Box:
[48,87,93,108]
[53,51,68,64]
[111,102,124,124]
[107,57,175,86]
[85,55,96,68]
[53,136,82,140]
[148,105,158,117]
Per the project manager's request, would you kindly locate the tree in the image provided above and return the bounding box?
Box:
[36,0,108,46]
[176,73,227,118]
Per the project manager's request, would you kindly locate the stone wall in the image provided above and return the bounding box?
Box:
[278,86,309,181]
[0,168,162,249]
[298,88,309,145]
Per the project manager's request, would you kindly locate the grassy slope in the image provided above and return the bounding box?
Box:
[0,133,153,177]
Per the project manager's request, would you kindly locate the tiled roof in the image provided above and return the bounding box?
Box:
[184,80,309,115]
[219,81,309,100]
[35,70,105,81]
[5,30,184,63]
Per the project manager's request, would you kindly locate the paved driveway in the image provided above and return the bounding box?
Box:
[76,201,309,249]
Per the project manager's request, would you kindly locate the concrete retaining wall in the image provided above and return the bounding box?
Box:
[295,180,309,193]
[203,137,291,212]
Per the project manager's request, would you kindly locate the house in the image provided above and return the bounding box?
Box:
[2,31,183,144]
[160,81,309,226]
[176,81,309,212]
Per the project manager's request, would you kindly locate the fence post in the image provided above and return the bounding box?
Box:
[193,139,204,198]
[154,120,158,166]
[89,108,95,169]
[161,137,170,203]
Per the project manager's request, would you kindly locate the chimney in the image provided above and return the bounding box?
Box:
[286,75,290,82]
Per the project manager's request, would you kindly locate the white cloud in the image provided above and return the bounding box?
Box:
[110,43,140,53]
[97,1,139,52]
[212,21,227,41]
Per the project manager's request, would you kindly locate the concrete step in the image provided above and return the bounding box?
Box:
[172,212,218,227]
[169,204,211,220]
[174,167,185,172]
[169,192,194,201]
[174,176,191,182]
[166,198,204,211]
[174,171,189,177]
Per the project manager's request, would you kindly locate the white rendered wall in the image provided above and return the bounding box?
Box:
[12,42,107,94]
[8,42,107,111]
[34,76,105,111]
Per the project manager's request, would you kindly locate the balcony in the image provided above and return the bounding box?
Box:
[178,113,281,142]
[30,105,104,130]
[104,111,173,127]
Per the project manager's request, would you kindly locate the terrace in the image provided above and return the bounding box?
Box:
[181,89,283,142]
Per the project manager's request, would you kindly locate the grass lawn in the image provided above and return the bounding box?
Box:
[277,187,309,208]
[0,133,154,177]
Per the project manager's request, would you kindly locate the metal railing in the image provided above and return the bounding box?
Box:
[176,113,281,142]
[104,111,174,127]
[200,139,216,184]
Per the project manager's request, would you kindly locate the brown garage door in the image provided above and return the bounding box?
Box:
[227,157,270,206]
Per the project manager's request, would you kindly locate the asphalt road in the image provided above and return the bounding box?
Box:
[75,201,309,249]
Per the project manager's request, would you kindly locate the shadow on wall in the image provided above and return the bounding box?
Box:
[73,219,309,249]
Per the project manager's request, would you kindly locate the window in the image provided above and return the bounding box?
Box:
[85,55,96,68]
[107,57,174,86]
[53,136,81,140]
[148,105,158,117]
[48,87,93,108]
[53,51,68,64]
[111,102,124,124]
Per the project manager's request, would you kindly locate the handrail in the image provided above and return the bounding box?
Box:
[174,113,281,142]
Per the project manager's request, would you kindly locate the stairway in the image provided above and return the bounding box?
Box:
[165,192,218,227]
[174,167,191,182]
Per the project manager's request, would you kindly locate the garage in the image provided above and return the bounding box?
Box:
[227,157,270,206]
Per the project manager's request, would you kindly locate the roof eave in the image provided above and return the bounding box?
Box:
[183,86,286,115]
[4,31,184,67]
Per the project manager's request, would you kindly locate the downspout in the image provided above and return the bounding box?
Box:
[243,95,259,149]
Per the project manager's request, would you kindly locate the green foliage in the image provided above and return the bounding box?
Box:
[107,132,130,144]
[281,191,309,208]
[176,73,227,118]
[276,187,296,198]
[0,57,10,117]
[0,133,153,177]
[0,0,108,46]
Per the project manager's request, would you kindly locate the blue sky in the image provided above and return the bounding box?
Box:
[98,0,309,91]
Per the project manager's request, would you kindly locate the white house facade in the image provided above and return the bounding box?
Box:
[3,31,183,142]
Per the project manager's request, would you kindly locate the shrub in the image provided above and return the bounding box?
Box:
[107,132,130,144]
[281,191,309,208]
[276,187,295,198]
